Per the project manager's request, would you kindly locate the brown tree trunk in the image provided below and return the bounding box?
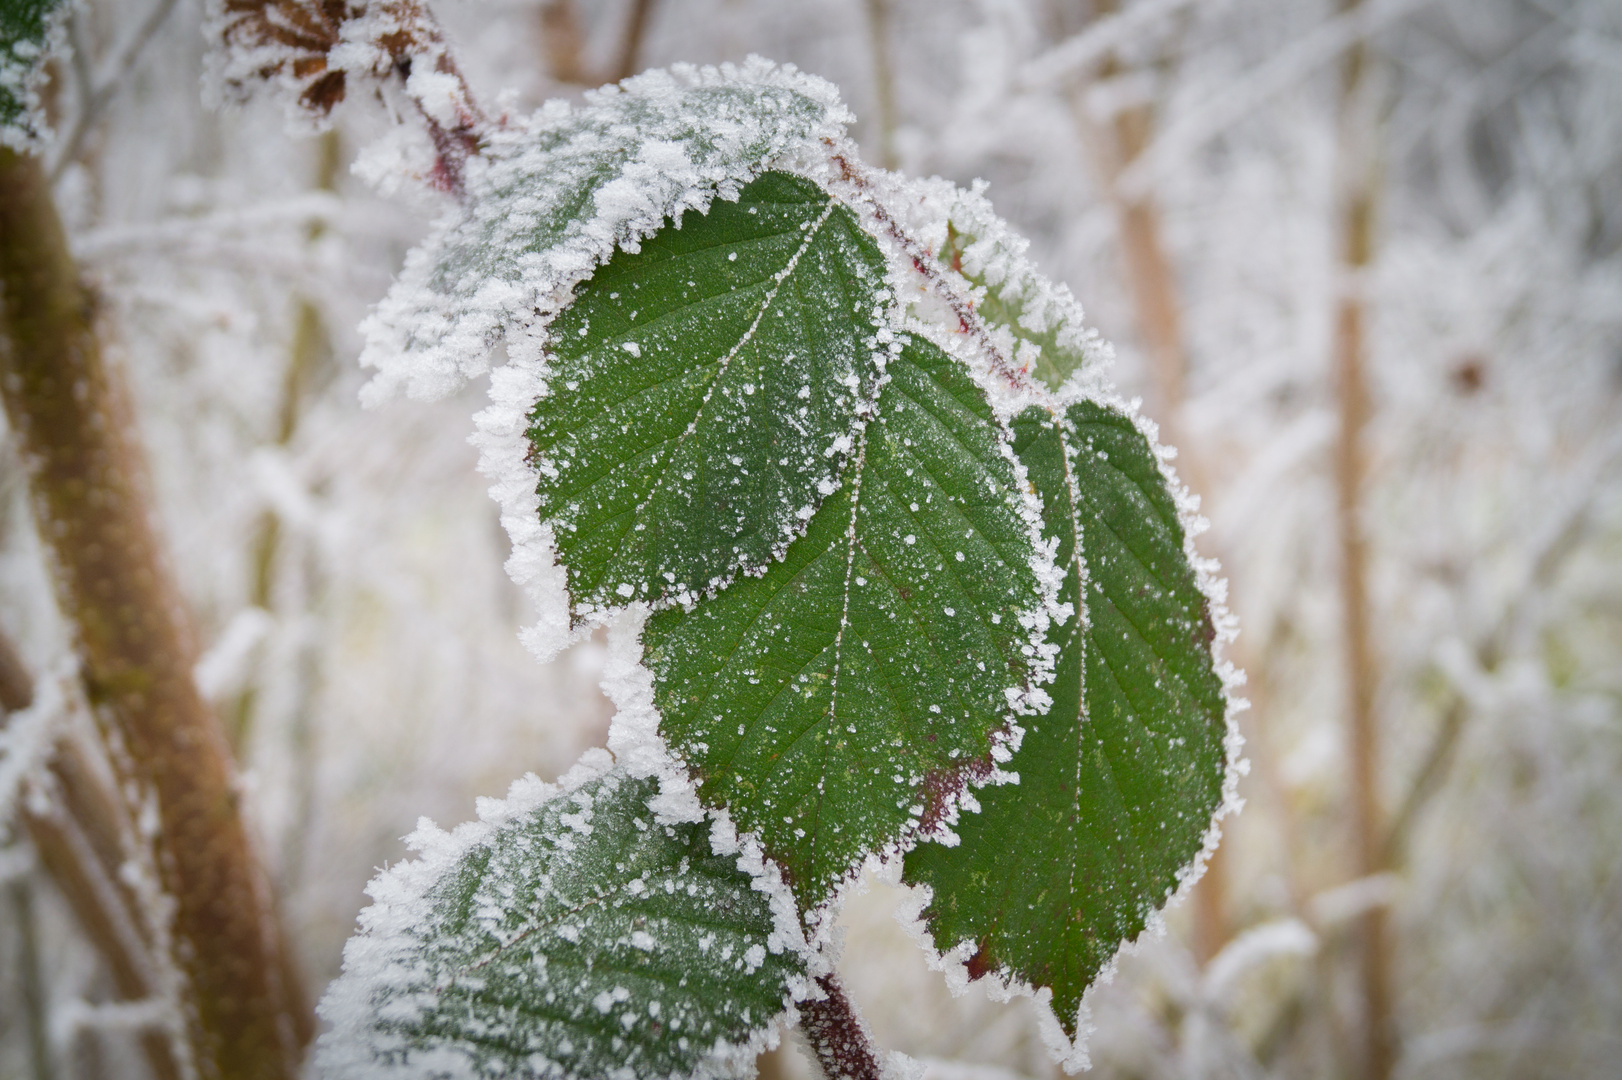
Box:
[0,147,310,1080]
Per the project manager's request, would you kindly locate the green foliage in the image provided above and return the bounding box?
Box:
[0,0,67,147]
[643,335,1047,914]
[321,768,803,1079]
[326,62,1232,1074]
[531,172,888,616]
[904,401,1227,1035]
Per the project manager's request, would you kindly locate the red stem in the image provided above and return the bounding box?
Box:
[800,974,884,1080]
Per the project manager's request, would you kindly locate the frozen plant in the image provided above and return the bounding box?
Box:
[209,3,1241,1077]
[3,1,1240,1077]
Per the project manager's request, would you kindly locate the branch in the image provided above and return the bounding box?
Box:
[0,638,188,1080]
[609,0,659,84]
[862,0,899,170]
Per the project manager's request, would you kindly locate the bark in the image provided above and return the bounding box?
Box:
[0,147,310,1080]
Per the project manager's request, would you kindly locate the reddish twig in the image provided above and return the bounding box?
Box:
[799,974,884,1080]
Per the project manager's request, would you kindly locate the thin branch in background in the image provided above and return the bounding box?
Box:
[1328,0,1393,1075]
[1,633,187,1080]
[6,877,56,1080]
[48,0,181,182]
[610,0,659,84]
[228,129,341,757]
[0,624,32,711]
[539,0,588,85]
[863,0,899,171]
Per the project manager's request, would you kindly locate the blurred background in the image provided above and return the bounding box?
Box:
[2,1,1620,1078]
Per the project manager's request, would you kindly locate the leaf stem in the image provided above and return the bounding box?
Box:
[799,974,884,1080]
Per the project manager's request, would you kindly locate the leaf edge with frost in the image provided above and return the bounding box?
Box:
[315,748,817,1080]
[1,0,71,150]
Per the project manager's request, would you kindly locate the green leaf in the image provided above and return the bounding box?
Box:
[643,335,1050,916]
[1,0,67,148]
[531,171,889,615]
[903,400,1228,1040]
[318,765,805,1080]
[362,61,852,401]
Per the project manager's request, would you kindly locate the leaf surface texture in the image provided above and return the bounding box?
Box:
[318,768,802,1080]
[531,171,888,613]
[644,336,1047,914]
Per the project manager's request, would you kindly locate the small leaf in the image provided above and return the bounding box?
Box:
[644,335,1049,916]
[903,400,1228,1040]
[531,171,889,614]
[318,765,804,1080]
[1,0,69,148]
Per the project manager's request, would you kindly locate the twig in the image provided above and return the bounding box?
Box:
[0,627,32,712]
[0,635,187,1080]
[863,0,899,170]
[539,0,588,85]
[1328,3,1393,1076]
[799,974,884,1080]
[7,878,57,1080]
[0,145,310,1080]
[830,152,1028,391]
[610,0,659,83]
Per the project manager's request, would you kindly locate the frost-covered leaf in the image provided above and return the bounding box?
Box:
[318,761,806,1080]
[363,59,852,403]
[918,181,1108,392]
[1,0,68,149]
[530,170,888,614]
[903,400,1229,1046]
[643,335,1052,916]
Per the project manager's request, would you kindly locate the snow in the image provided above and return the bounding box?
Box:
[315,746,805,1080]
